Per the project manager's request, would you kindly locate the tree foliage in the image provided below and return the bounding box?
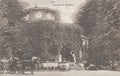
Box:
[20,20,83,61]
[75,0,120,65]
[0,0,24,58]
[0,0,83,62]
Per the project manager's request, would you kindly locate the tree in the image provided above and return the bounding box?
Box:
[0,0,24,58]
[75,0,120,65]
[21,20,83,61]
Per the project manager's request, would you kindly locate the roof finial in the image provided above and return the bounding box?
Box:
[35,0,38,8]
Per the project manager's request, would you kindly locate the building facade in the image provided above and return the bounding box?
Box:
[22,7,60,22]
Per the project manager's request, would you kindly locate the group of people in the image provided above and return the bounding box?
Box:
[0,56,40,74]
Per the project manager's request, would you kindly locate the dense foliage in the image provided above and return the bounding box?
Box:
[0,0,24,58]
[0,0,83,62]
[20,21,83,61]
[75,0,120,65]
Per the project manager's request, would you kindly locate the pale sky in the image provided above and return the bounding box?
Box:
[21,0,86,23]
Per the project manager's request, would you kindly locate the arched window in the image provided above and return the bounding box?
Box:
[24,14,29,21]
[82,39,86,46]
[36,12,43,18]
[47,13,55,20]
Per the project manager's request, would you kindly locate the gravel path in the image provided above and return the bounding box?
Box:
[0,70,120,76]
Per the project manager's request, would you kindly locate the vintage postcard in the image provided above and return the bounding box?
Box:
[0,0,120,76]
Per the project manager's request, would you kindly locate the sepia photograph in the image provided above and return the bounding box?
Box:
[0,0,120,76]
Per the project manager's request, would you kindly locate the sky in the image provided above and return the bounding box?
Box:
[21,0,86,23]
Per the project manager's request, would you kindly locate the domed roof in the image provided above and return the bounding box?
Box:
[23,7,60,21]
